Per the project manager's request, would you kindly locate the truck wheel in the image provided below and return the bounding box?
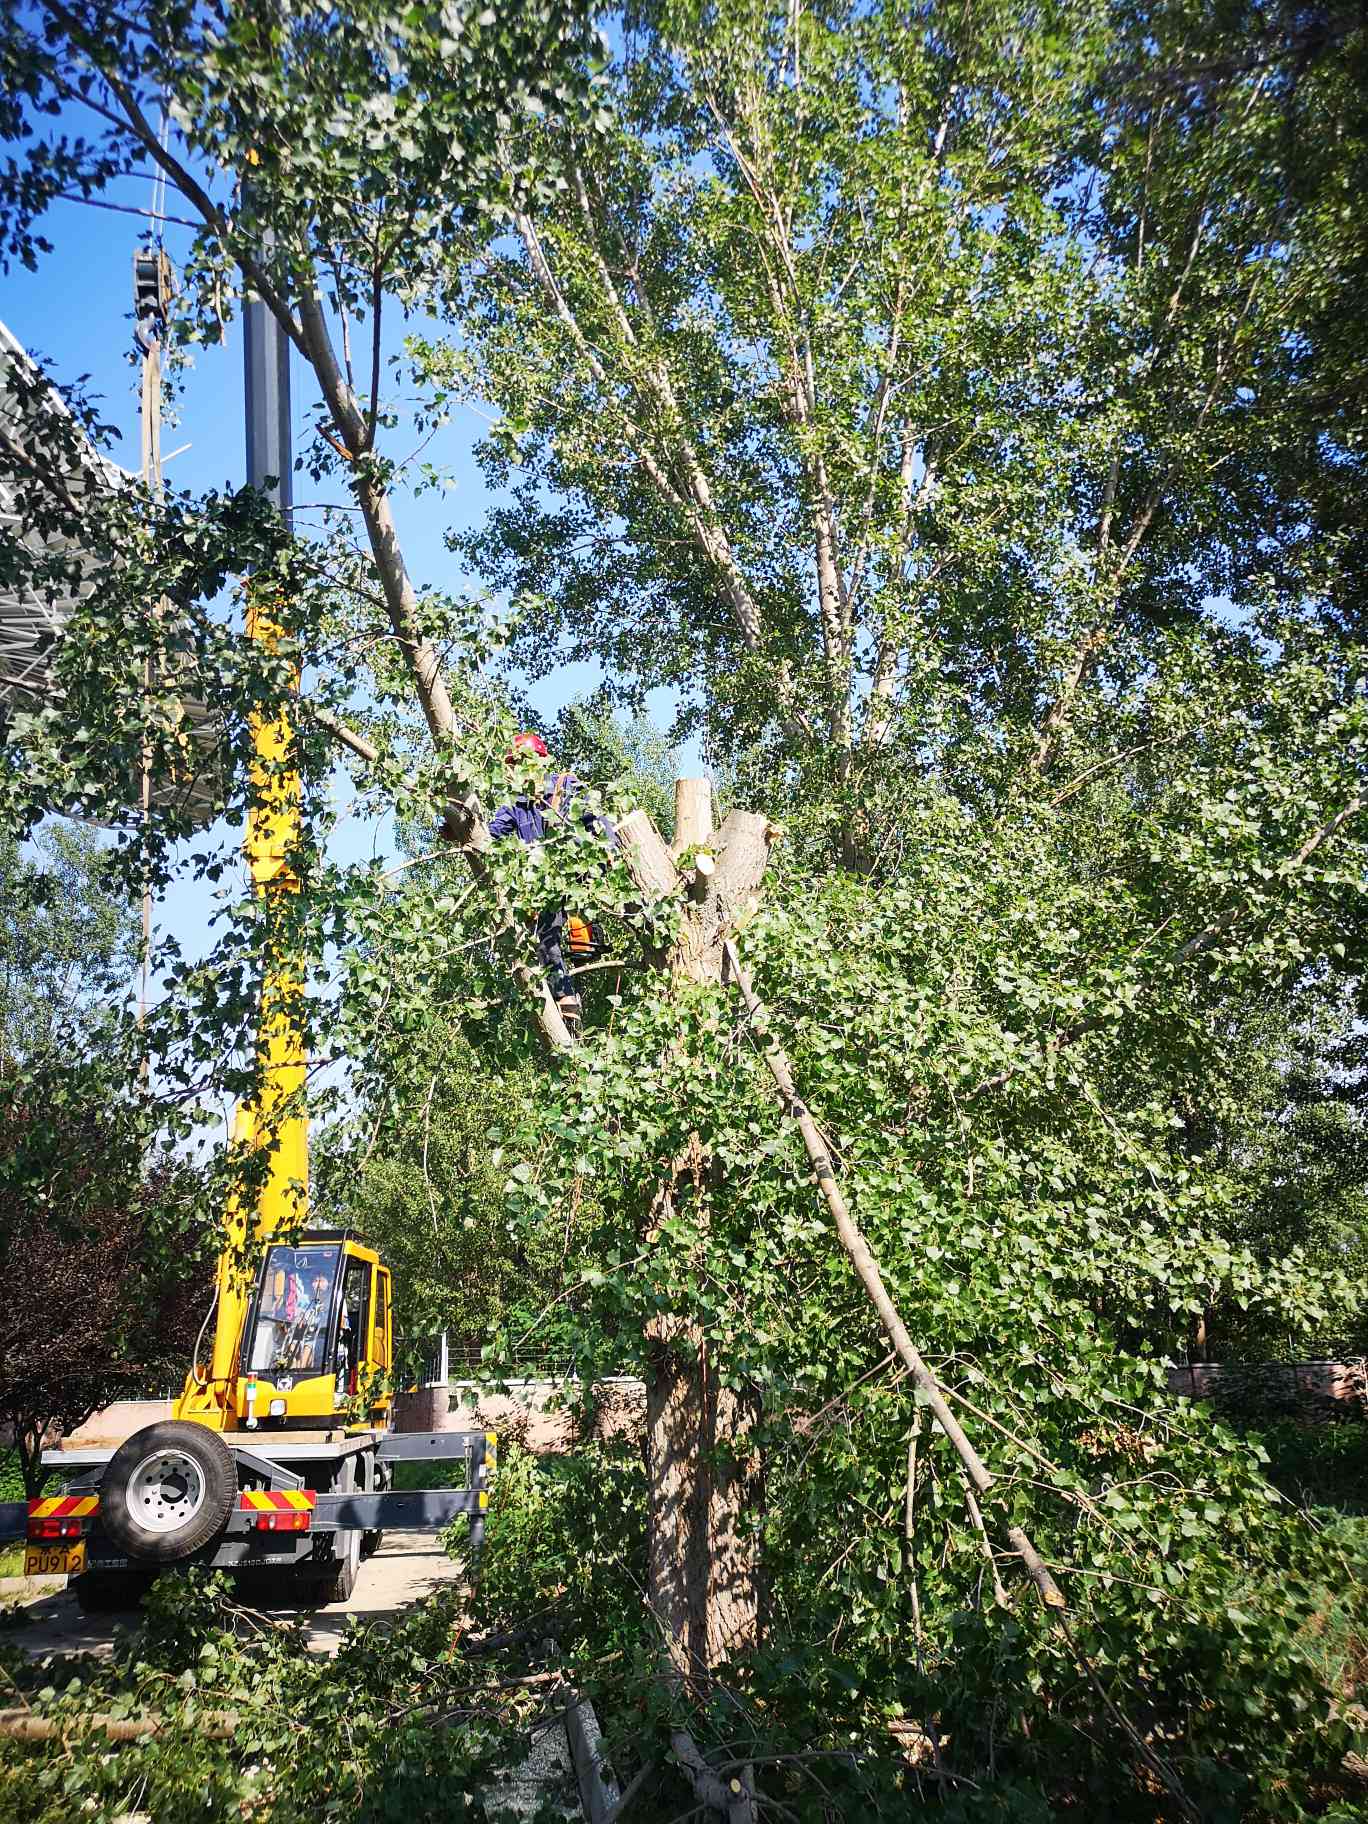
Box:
[317,1525,360,1603]
[99,1422,236,1564]
[314,1455,361,1603]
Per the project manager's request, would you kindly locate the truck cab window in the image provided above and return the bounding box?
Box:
[244,1244,341,1378]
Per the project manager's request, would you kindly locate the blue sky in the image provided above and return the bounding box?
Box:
[4,183,673,992]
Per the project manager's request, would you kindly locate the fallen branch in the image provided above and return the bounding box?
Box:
[906,1414,923,1648]
[955,1460,1009,1609]
[0,1707,239,1741]
[721,939,1064,1613]
[671,1728,758,1823]
[603,1756,659,1822]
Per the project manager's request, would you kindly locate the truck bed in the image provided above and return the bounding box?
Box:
[45,1431,378,1472]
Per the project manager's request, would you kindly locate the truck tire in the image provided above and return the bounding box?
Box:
[316,1524,360,1603]
[99,1422,236,1564]
[313,1455,361,1604]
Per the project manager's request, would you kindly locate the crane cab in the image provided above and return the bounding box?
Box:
[233,1231,393,1431]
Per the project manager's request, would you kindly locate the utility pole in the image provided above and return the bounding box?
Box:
[243,257,292,524]
[133,244,175,1044]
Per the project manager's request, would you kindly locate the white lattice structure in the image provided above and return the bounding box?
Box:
[0,317,129,709]
[0,319,220,822]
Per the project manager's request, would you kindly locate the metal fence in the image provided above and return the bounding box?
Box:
[394,1334,449,1388]
[396,1334,587,1383]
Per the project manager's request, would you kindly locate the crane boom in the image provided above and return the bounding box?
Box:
[173,596,308,1428]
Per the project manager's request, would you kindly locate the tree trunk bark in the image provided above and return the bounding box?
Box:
[699,1367,763,1668]
[622,787,775,1684]
[646,1319,763,1681]
[646,1310,708,1680]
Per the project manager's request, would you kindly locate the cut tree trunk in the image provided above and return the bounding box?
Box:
[673,777,714,857]
[616,808,682,901]
[621,804,778,985]
[679,810,777,981]
[620,787,777,1686]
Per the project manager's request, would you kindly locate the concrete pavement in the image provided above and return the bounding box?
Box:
[303,1528,464,1654]
[5,1527,464,1658]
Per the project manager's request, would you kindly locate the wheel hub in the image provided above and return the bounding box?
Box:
[127,1448,207,1534]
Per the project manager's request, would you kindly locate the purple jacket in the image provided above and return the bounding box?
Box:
[490,772,614,844]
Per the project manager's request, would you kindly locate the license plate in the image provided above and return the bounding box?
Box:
[24,1541,86,1578]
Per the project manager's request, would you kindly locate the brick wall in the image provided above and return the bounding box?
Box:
[1166,1359,1368,1421]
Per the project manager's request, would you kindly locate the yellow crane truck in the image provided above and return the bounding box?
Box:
[2,600,493,1609]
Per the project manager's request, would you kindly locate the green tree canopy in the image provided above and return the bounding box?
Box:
[433,0,1366,828]
[0,822,136,1063]
[0,1,1364,1814]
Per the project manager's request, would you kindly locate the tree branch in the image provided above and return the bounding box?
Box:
[51,189,200,230]
[41,2,307,356]
[510,203,812,744]
[365,227,385,451]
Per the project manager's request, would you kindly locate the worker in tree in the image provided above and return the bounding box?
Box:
[490,732,613,1036]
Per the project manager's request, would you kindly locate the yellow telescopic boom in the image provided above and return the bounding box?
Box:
[174,597,307,1430]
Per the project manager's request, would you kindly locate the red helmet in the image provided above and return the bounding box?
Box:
[505,731,548,762]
